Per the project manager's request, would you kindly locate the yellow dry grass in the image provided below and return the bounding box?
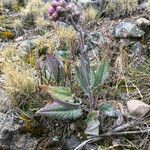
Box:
[13,18,24,35]
[55,26,77,42]
[55,26,78,55]
[2,61,36,96]
[21,0,49,16]
[35,34,58,53]
[84,6,97,22]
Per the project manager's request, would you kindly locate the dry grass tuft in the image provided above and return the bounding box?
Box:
[2,61,36,97]
[35,15,49,29]
[13,18,24,36]
[20,0,50,28]
[35,34,58,54]
[84,6,97,23]
[2,0,17,9]
[106,0,138,16]
[55,25,78,55]
[1,44,19,61]
[56,26,77,42]
[21,0,44,15]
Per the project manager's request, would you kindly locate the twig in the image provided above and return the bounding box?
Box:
[74,128,150,150]
[74,119,148,150]
[70,16,94,110]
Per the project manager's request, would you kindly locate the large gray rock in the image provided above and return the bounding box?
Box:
[114,22,145,38]
[0,111,38,149]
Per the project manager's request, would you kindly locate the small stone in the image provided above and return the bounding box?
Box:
[64,135,81,150]
[127,100,150,118]
[138,1,149,10]
[132,42,143,56]
[136,18,150,26]
[85,144,98,150]
[15,36,24,42]
[70,123,76,132]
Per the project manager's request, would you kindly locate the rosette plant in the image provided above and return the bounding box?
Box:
[35,0,111,136]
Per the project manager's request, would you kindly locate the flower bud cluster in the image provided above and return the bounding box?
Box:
[48,0,81,23]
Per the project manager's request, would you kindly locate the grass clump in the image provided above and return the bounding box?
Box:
[1,0,22,11]
[21,0,50,28]
[55,26,78,55]
[36,34,58,54]
[106,0,138,17]
[2,61,36,99]
[2,0,17,9]
[83,6,97,23]
[1,44,20,61]
[13,18,24,36]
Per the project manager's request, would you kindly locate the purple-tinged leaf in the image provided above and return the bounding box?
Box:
[45,53,65,84]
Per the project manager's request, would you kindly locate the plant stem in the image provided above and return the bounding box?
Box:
[70,17,94,110]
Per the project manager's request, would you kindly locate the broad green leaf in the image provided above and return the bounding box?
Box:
[76,66,89,95]
[56,50,70,60]
[35,102,83,120]
[85,111,100,136]
[40,85,81,107]
[89,68,96,89]
[94,59,109,88]
[99,103,118,117]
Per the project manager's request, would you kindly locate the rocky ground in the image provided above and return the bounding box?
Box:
[0,0,150,150]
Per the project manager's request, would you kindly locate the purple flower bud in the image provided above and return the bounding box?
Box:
[66,3,75,11]
[58,0,67,7]
[56,6,65,13]
[51,11,58,21]
[48,6,55,16]
[51,0,58,9]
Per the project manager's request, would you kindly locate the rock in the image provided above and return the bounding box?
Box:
[136,18,150,26]
[127,100,150,118]
[15,36,24,42]
[133,55,145,69]
[138,1,149,10]
[0,27,6,32]
[138,0,147,4]
[89,31,106,46]
[0,90,12,112]
[64,135,81,150]
[14,134,38,150]
[114,22,145,38]
[132,42,143,56]
[64,135,98,150]
[0,42,9,51]
[0,111,38,149]
[85,144,98,150]
[0,112,20,148]
[18,39,36,56]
